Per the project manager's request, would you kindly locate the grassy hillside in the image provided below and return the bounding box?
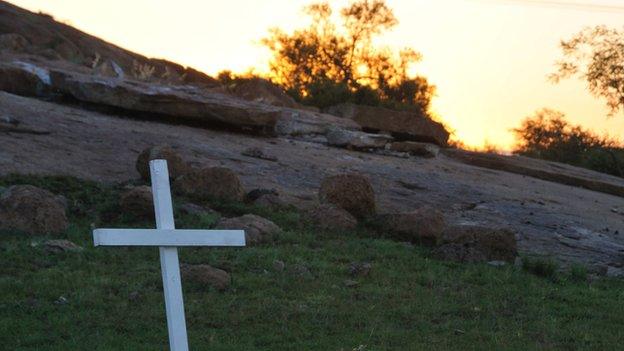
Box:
[1,175,624,350]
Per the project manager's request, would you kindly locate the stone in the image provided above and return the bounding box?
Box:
[0,33,29,52]
[253,194,287,210]
[136,145,189,181]
[174,167,245,202]
[180,264,231,291]
[326,103,450,146]
[326,128,393,150]
[227,77,298,108]
[344,279,359,287]
[434,224,518,263]
[0,185,68,235]
[348,262,372,277]
[380,206,445,246]
[319,173,376,219]
[304,204,358,231]
[272,259,285,272]
[119,186,153,218]
[43,239,83,253]
[241,147,277,161]
[389,141,439,158]
[215,214,281,245]
[177,202,218,217]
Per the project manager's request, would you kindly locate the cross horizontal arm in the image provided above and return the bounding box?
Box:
[93,229,246,247]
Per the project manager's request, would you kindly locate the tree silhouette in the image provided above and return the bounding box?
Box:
[261,0,435,112]
[551,26,624,116]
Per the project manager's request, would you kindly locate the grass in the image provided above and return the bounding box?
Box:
[2,175,624,350]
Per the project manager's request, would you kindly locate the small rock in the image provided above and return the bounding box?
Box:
[389,141,439,158]
[273,260,285,272]
[319,173,376,219]
[174,167,245,202]
[326,128,393,150]
[348,262,372,277]
[178,202,219,217]
[487,260,507,267]
[215,214,281,245]
[119,186,153,218]
[43,239,83,254]
[54,296,68,305]
[241,147,277,161]
[136,145,190,181]
[344,279,359,288]
[180,264,231,291]
[128,291,141,302]
[0,185,69,235]
[304,204,358,231]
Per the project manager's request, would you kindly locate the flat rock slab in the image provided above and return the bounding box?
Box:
[1,92,624,273]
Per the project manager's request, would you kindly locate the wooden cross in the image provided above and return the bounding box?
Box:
[92,160,246,351]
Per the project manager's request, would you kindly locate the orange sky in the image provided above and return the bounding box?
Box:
[8,0,624,150]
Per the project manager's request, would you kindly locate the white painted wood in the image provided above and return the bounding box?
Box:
[150,160,189,351]
[93,229,245,247]
[91,159,246,351]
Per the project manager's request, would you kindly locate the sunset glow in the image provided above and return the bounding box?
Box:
[9,0,624,150]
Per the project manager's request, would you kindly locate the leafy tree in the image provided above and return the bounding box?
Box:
[551,26,624,116]
[513,108,624,177]
[261,0,435,112]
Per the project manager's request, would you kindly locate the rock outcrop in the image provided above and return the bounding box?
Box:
[326,128,393,150]
[327,103,450,146]
[216,214,281,245]
[174,167,245,202]
[0,185,68,234]
[319,173,376,219]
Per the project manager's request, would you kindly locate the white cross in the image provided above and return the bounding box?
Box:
[92,160,246,351]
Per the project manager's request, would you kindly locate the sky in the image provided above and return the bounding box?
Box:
[8,0,624,150]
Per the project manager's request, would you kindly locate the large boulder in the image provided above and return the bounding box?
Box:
[0,185,68,235]
[326,128,393,150]
[434,224,518,263]
[304,204,358,231]
[174,167,245,202]
[215,214,281,245]
[380,206,445,246]
[119,186,153,218]
[136,145,190,181]
[180,264,231,291]
[327,103,449,146]
[319,173,376,219]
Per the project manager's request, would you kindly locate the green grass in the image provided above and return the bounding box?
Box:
[2,175,624,350]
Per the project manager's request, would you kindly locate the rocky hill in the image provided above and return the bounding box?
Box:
[1,0,624,276]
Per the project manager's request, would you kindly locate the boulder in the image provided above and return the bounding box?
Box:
[215,214,281,245]
[253,194,287,211]
[119,186,153,218]
[319,173,376,219]
[0,61,51,97]
[304,204,358,231]
[136,145,189,181]
[180,264,231,291]
[177,202,219,217]
[0,185,68,235]
[389,141,439,158]
[174,167,245,202]
[433,224,518,263]
[227,77,298,108]
[380,206,445,246]
[326,128,393,150]
[326,103,449,146]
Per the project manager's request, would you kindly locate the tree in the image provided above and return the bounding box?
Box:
[513,108,624,177]
[261,0,435,112]
[551,26,624,116]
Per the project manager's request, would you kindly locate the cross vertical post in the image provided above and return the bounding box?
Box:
[150,160,189,351]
